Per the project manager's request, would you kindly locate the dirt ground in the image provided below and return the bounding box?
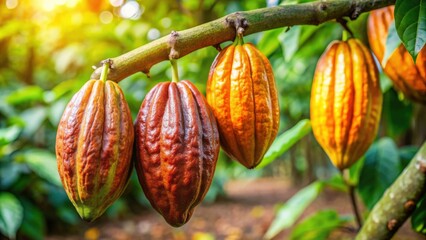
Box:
[47,178,424,240]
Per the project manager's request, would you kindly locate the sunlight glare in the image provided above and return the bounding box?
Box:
[109,0,124,7]
[100,11,113,24]
[120,1,141,19]
[147,28,160,40]
[64,0,79,8]
[6,0,18,9]
[36,0,80,12]
[161,18,171,28]
[56,0,67,5]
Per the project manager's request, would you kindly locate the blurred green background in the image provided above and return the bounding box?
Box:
[1,0,425,239]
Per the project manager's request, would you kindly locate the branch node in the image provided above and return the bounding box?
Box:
[404,200,416,213]
[213,44,222,52]
[320,3,327,11]
[416,158,426,173]
[387,219,398,231]
[93,58,114,71]
[226,12,249,37]
[336,18,354,38]
[168,31,180,60]
[351,6,362,20]
[142,71,151,78]
[101,59,114,69]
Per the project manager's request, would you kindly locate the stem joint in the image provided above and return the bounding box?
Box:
[226,12,249,38]
[168,30,180,60]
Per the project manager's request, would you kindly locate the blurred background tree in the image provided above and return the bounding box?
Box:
[0,0,425,239]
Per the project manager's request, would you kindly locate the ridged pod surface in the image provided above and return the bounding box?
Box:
[56,79,134,221]
[310,39,383,170]
[368,6,426,103]
[134,80,220,227]
[206,41,280,169]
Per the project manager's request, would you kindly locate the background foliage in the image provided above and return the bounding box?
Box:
[0,0,425,239]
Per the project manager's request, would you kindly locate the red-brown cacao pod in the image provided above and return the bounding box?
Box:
[310,39,383,170]
[367,6,426,103]
[56,79,134,222]
[206,40,280,169]
[134,80,220,227]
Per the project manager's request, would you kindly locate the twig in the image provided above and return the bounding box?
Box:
[355,142,426,240]
[349,185,362,229]
[343,169,363,230]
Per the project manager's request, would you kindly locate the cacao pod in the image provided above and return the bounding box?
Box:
[134,80,220,227]
[206,40,280,169]
[56,79,134,222]
[310,39,383,170]
[367,6,426,103]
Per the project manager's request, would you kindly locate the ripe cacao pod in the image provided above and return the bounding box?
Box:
[56,79,134,222]
[367,6,426,103]
[310,39,383,170]
[206,41,280,169]
[134,80,220,227]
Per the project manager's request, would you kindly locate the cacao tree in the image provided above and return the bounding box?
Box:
[0,0,425,239]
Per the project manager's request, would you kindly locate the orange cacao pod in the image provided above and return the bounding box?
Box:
[56,79,134,221]
[310,39,383,170]
[367,6,426,103]
[206,41,280,169]
[134,80,220,227]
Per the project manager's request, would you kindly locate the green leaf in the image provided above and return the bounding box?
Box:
[279,26,301,62]
[0,125,21,146]
[257,29,282,57]
[257,119,312,169]
[379,71,393,93]
[106,198,128,218]
[399,146,419,169]
[20,107,47,137]
[382,89,413,138]
[358,138,402,210]
[0,20,25,41]
[264,181,324,239]
[0,192,24,239]
[6,86,44,105]
[0,163,26,188]
[48,98,68,126]
[20,200,45,240]
[348,156,365,186]
[57,206,79,225]
[412,195,426,235]
[394,0,426,60]
[324,174,347,192]
[21,149,62,187]
[290,210,349,240]
[382,21,402,66]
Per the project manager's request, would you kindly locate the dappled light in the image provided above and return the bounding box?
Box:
[0,0,425,239]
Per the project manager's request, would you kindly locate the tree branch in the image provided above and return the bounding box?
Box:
[356,143,426,240]
[91,0,395,82]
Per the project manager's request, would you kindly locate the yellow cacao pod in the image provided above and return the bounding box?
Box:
[310,39,383,170]
[367,6,426,103]
[206,40,280,169]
